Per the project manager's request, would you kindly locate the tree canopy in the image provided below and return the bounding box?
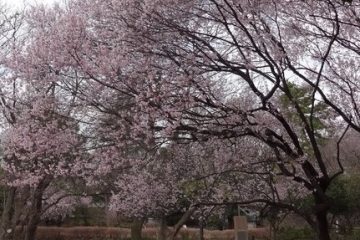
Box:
[0,1,359,240]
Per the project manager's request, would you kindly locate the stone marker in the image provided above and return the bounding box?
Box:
[234,216,248,240]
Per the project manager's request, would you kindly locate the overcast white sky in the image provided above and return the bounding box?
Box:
[3,0,56,10]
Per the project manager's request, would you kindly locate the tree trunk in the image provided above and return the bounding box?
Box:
[0,187,16,240]
[131,218,144,240]
[199,220,204,240]
[23,196,41,240]
[23,179,49,240]
[158,217,167,240]
[270,222,276,240]
[172,206,197,240]
[316,210,331,240]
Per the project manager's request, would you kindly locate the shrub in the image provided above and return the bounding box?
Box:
[276,227,315,240]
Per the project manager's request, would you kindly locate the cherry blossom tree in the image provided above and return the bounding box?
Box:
[0,6,88,240]
[0,90,87,240]
[116,1,359,240]
[4,1,360,240]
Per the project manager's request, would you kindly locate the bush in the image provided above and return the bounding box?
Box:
[276,227,315,240]
[333,229,360,240]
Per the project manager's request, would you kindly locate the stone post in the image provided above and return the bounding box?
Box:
[234,216,248,240]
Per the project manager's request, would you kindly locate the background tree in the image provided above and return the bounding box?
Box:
[1,1,359,240]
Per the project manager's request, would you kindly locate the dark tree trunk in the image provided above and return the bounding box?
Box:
[23,196,41,240]
[23,179,49,240]
[199,220,204,240]
[171,207,196,240]
[0,187,16,240]
[313,189,331,240]
[316,210,331,240]
[131,218,145,240]
[158,217,167,240]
